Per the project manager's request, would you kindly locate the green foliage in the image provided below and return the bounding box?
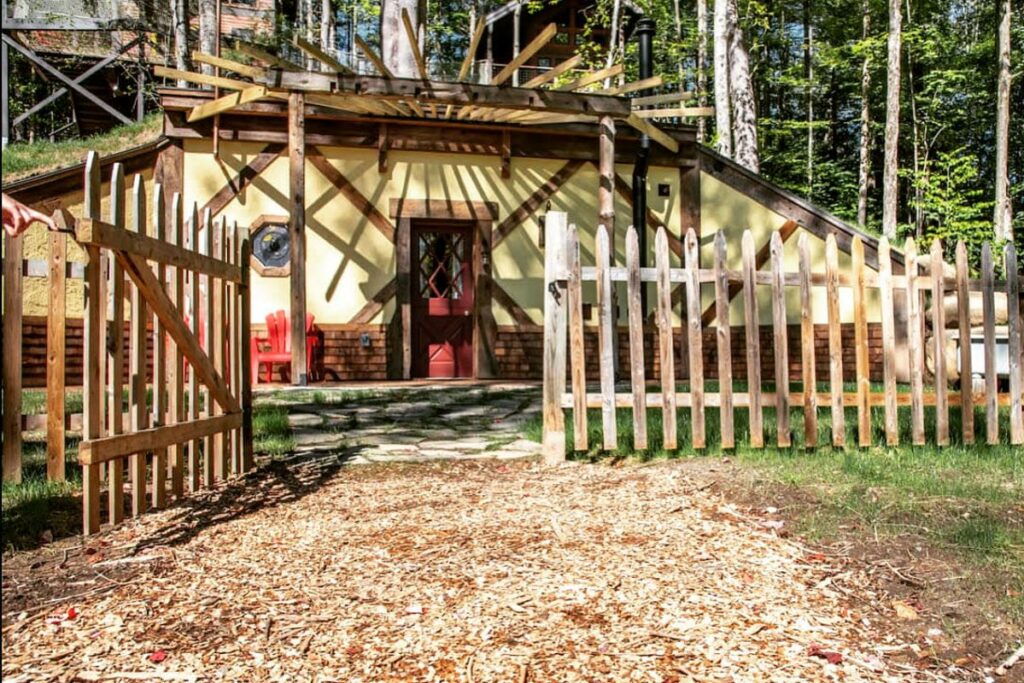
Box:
[904,147,996,262]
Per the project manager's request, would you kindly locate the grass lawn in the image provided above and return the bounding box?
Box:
[2,389,294,551]
[1,114,162,182]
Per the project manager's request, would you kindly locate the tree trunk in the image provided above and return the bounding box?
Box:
[882,0,901,241]
[381,0,424,78]
[321,0,335,53]
[697,0,708,142]
[857,0,872,228]
[604,0,622,87]
[198,0,217,78]
[171,0,190,85]
[994,0,1012,241]
[804,2,814,193]
[713,0,733,156]
[728,0,759,172]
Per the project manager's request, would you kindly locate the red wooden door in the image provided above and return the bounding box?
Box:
[411,224,475,378]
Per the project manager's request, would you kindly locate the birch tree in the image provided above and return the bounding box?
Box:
[882,0,901,240]
[198,0,217,79]
[714,0,733,156]
[321,0,336,54]
[696,0,708,143]
[857,0,871,228]
[728,0,760,171]
[381,0,425,78]
[171,0,190,87]
[994,0,1012,241]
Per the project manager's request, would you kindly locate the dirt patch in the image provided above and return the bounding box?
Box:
[3,456,988,682]
[683,457,1024,682]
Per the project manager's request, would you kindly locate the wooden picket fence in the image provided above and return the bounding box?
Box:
[540,213,1024,463]
[1,151,254,536]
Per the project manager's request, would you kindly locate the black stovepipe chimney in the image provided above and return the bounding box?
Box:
[633,18,655,310]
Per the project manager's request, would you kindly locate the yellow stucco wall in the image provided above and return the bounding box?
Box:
[181,140,683,327]
[15,167,156,317]
[699,171,882,325]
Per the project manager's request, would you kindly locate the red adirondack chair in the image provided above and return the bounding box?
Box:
[251,310,320,384]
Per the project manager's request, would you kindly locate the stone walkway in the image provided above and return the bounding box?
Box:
[258,384,544,464]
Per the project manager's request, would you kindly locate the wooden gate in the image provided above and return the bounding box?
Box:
[541,213,1024,463]
[72,151,253,535]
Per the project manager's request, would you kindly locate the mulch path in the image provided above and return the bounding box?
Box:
[2,457,968,682]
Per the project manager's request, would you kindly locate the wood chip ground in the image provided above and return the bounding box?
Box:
[3,458,967,682]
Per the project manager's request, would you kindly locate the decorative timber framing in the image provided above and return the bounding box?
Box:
[349,277,398,324]
[307,148,396,242]
[492,159,585,248]
[389,199,500,380]
[199,143,285,220]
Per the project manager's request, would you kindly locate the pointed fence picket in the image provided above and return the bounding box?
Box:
[541,216,1024,461]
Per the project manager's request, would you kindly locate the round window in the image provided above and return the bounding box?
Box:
[252,223,290,270]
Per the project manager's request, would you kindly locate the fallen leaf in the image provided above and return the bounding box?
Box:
[808,644,843,665]
[892,600,919,621]
[148,650,167,663]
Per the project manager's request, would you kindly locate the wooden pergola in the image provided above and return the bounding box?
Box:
[153,20,712,384]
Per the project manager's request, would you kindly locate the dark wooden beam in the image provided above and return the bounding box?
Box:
[491,280,535,327]
[288,92,307,386]
[349,277,397,324]
[307,147,395,242]
[388,198,499,221]
[698,147,898,269]
[493,159,585,248]
[154,139,185,226]
[262,72,634,118]
[2,34,131,125]
[378,123,388,174]
[198,143,284,220]
[501,129,511,179]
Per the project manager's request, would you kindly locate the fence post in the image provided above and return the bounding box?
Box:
[239,228,254,473]
[82,151,103,535]
[1006,243,1023,445]
[2,230,23,482]
[47,225,67,480]
[541,210,568,465]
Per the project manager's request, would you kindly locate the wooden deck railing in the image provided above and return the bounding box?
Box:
[541,213,1024,463]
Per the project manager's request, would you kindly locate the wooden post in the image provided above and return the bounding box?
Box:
[230,224,242,473]
[2,229,23,482]
[567,224,588,452]
[685,228,705,448]
[798,233,817,448]
[931,239,948,446]
[596,221,617,449]
[655,227,677,451]
[541,211,568,465]
[151,185,168,508]
[239,227,254,472]
[878,236,898,446]
[770,231,790,447]
[741,230,763,448]
[107,163,126,525]
[713,231,734,449]
[598,116,619,378]
[625,225,647,451]
[202,210,215,486]
[825,234,845,447]
[212,220,227,477]
[852,236,870,447]
[288,91,308,386]
[188,204,201,489]
[1006,243,1023,445]
[955,241,973,444]
[129,175,149,516]
[982,243,998,444]
[82,152,103,534]
[47,229,67,481]
[169,194,186,497]
[906,238,925,444]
